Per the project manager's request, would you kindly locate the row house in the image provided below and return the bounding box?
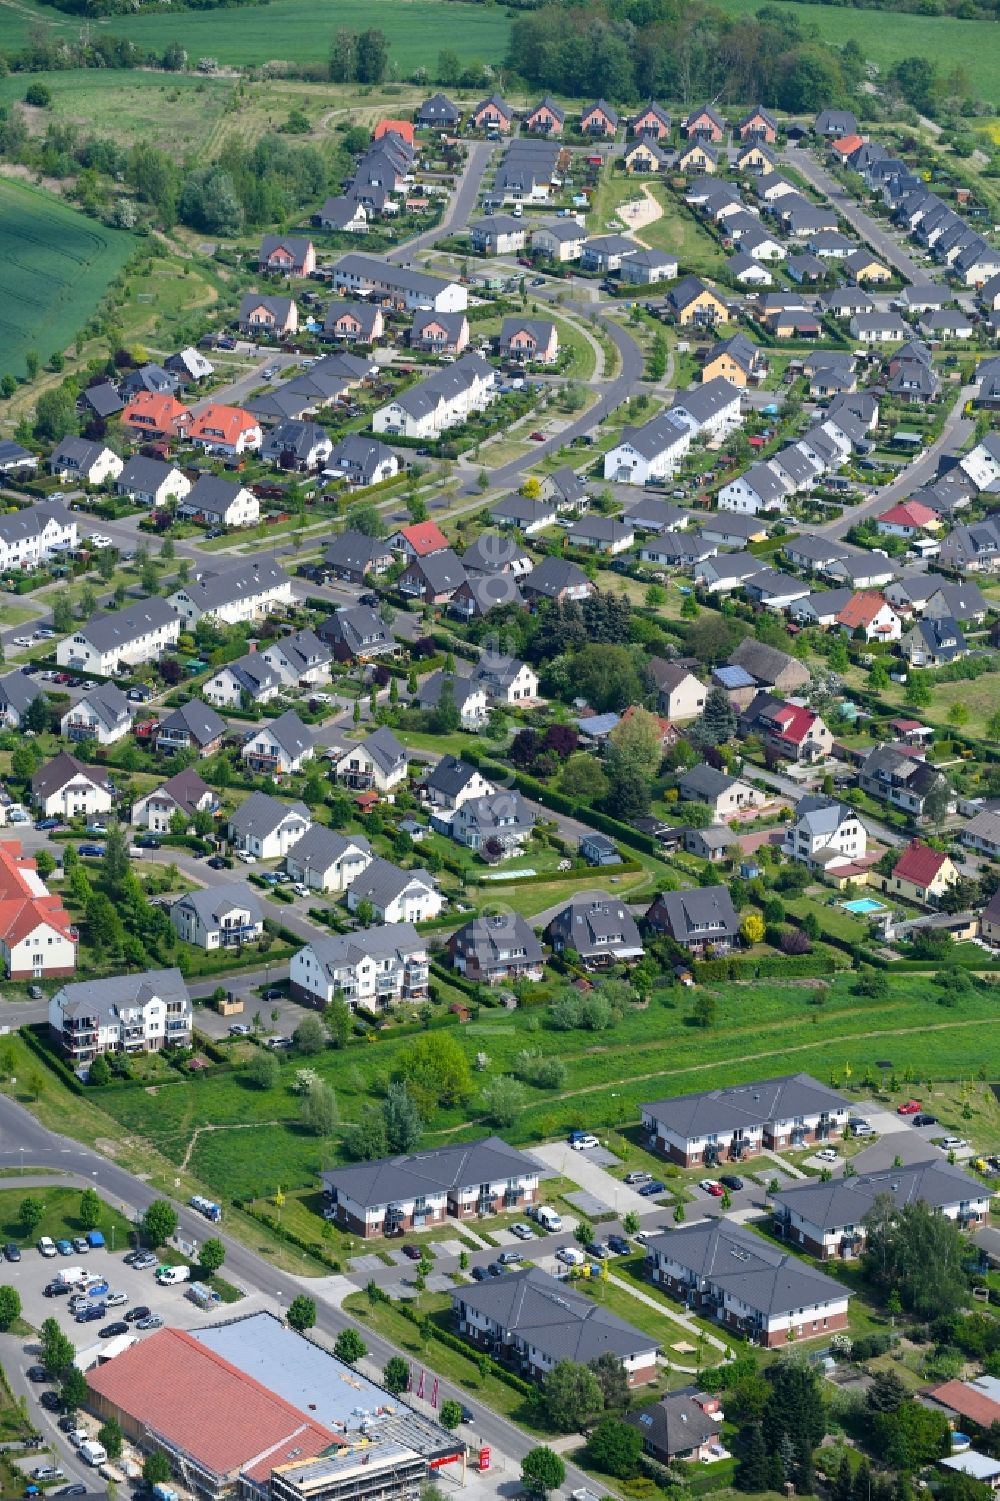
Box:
[168,558,292,627]
[0,504,77,574]
[56,597,179,676]
[641,1073,850,1169]
[373,354,495,440]
[0,839,77,981]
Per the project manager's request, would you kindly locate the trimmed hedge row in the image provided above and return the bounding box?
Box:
[235,1200,342,1272]
[20,1024,83,1096]
[393,1301,537,1399]
[692,954,838,982]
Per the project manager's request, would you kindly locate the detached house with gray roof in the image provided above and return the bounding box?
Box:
[454,1267,658,1386]
[546,891,644,968]
[171,885,264,952]
[319,604,398,663]
[292,924,428,1012]
[646,1218,850,1346]
[321,1135,538,1238]
[48,969,192,1061]
[131,768,218,834]
[449,912,544,986]
[261,628,331,688]
[203,652,282,710]
[155,699,226,758]
[229,792,311,861]
[336,726,408,794]
[48,437,122,488]
[646,886,740,955]
[284,827,372,894]
[177,475,259,529]
[345,857,443,924]
[0,671,43,731]
[116,455,191,509]
[242,709,314,776]
[783,796,867,871]
[323,435,398,489]
[60,683,131,746]
[642,1073,850,1170]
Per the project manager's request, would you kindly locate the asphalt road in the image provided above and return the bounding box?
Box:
[783,147,930,285]
[387,141,496,263]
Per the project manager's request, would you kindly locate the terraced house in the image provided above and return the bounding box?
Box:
[641,1074,851,1168]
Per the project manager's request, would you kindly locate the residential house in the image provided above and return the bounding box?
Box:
[645,886,740,955]
[449,912,544,985]
[623,137,672,175]
[669,378,743,442]
[171,887,264,952]
[876,500,941,538]
[525,97,565,135]
[0,840,76,982]
[168,558,292,628]
[290,925,429,1010]
[48,438,122,488]
[417,93,461,129]
[683,104,726,141]
[317,194,368,236]
[188,404,261,458]
[31,752,112,821]
[581,100,619,137]
[521,556,594,604]
[323,435,398,488]
[815,110,859,139]
[116,456,191,509]
[642,1072,850,1169]
[461,532,533,580]
[744,568,810,610]
[165,347,213,385]
[0,672,43,730]
[261,629,331,688]
[450,572,525,621]
[323,303,384,344]
[888,839,959,906]
[580,235,639,274]
[546,891,644,968]
[77,384,123,422]
[627,1393,721,1465]
[630,101,672,139]
[835,591,902,643]
[980,889,1000,947]
[727,637,811,694]
[740,693,834,763]
[472,654,539,706]
[959,432,1000,492]
[717,462,787,515]
[177,476,259,530]
[332,253,467,313]
[346,858,442,924]
[241,710,314,777]
[645,1219,850,1345]
[238,294,298,337]
[336,726,408,794]
[579,832,621,867]
[619,248,679,285]
[621,498,690,534]
[261,419,332,473]
[470,216,527,256]
[940,519,1000,574]
[228,792,311,861]
[566,515,634,555]
[424,757,494,811]
[121,393,192,441]
[203,653,282,710]
[677,141,718,175]
[679,765,764,821]
[683,825,737,863]
[387,520,449,559]
[373,354,495,439]
[901,616,967,668]
[56,598,179,676]
[411,311,470,355]
[258,235,316,276]
[319,605,397,662]
[783,796,867,870]
[399,548,467,604]
[603,411,691,485]
[320,1135,536,1237]
[530,218,586,262]
[738,107,777,143]
[48,969,192,1061]
[703,333,768,389]
[448,791,534,858]
[284,827,372,894]
[453,1267,657,1387]
[652,664,706,722]
[499,318,559,364]
[850,313,909,344]
[773,1159,988,1260]
[154,700,226,759]
[131,768,218,834]
[416,670,488,724]
[858,743,955,820]
[0,504,77,575]
[666,278,729,326]
[59,684,131,746]
[697,552,765,594]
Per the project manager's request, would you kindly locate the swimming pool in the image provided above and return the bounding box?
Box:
[842,897,887,916]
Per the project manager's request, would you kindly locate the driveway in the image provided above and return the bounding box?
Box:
[531,1141,654,1218]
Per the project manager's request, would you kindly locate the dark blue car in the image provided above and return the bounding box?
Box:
[637,1180,665,1197]
[78,845,104,858]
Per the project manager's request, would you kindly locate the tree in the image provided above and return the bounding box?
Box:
[324,998,351,1050]
[923,778,952,832]
[608,707,663,781]
[249,1051,280,1090]
[691,685,737,747]
[737,1424,772,1493]
[287,1294,316,1331]
[34,389,77,443]
[589,1352,629,1412]
[345,1104,389,1162]
[40,1316,76,1379]
[439,1399,464,1430]
[334,1328,367,1364]
[24,695,50,734]
[521,1448,565,1496]
[294,1014,327,1055]
[862,1197,966,1317]
[143,1451,172,1488]
[601,746,651,823]
[740,912,765,945]
[692,992,717,1029]
[355,27,388,82]
[79,1186,102,1231]
[101,820,130,897]
[347,502,383,537]
[383,1356,410,1395]
[52,594,74,634]
[143,1199,179,1248]
[481,1075,526,1128]
[559,753,608,803]
[762,1357,825,1494]
[872,1399,950,1470]
[382,1081,422,1154]
[98,1418,123,1460]
[0,1285,21,1331]
[18,1196,43,1236]
[398,1032,472,1114]
[587,1416,643,1479]
[543,1360,604,1432]
[429,676,461,734]
[88,1053,111,1087]
[200,1238,226,1276]
[571,643,642,714]
[61,1364,89,1414]
[25,351,40,382]
[301,1082,338,1136]
[867,1369,908,1414]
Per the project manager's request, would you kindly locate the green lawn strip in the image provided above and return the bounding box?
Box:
[0,1185,134,1253]
[342,1289,549,1433]
[609,1256,740,1362]
[573,1269,718,1357]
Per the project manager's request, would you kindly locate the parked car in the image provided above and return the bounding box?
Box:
[99,1322,129,1338]
[37,1237,57,1257]
[585,1242,610,1260]
[229,1024,250,1037]
[130,1251,157,1270]
[699,1180,725,1197]
[72,1238,89,1254]
[637,1180,665,1197]
[897,1100,922,1115]
[497,1250,522,1266]
[35,819,61,832]
[719,1175,744,1191]
[623,1171,652,1187]
[470,1266,490,1282]
[136,1314,163,1330]
[26,1367,47,1383]
[55,1239,73,1256]
[569,1133,600,1151]
[124,1305,150,1323]
[913,1113,938,1127]
[135,836,161,850]
[486,1262,507,1277]
[556,1247,584,1266]
[402,1245,422,1261]
[3,1243,20,1262]
[32,1469,65,1482]
[815,1148,839,1163]
[77,845,104,859]
[607,1235,631,1256]
[75,1304,105,1323]
[105,1291,128,1307]
[850,1120,874,1137]
[39,1392,63,1413]
[941,1137,969,1151]
[207,856,231,870]
[511,1223,533,1240]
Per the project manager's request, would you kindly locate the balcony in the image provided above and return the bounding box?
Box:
[220,925,260,947]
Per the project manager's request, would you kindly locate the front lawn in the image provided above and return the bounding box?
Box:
[0,1185,134,1253]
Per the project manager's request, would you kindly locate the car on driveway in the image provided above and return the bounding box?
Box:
[897,1100,922,1115]
[637,1179,665,1197]
[556,1246,584,1266]
[585,1242,610,1260]
[402,1245,422,1261]
[511,1223,533,1240]
[486,1262,506,1277]
[32,1469,64,1483]
[77,845,104,858]
[607,1235,631,1255]
[55,1239,73,1255]
[699,1180,725,1197]
[815,1148,839,1163]
[35,819,61,832]
[624,1171,652,1186]
[207,856,231,870]
[720,1175,744,1191]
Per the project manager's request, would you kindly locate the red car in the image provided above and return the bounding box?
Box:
[529,431,545,441]
[699,1178,725,1197]
[897,1100,922,1115]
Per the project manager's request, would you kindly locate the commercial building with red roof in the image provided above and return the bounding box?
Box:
[121,392,192,441]
[0,839,75,980]
[387,520,449,558]
[876,500,940,537]
[888,839,959,906]
[189,404,262,458]
[835,591,901,642]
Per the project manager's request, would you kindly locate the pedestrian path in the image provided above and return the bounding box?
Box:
[759,1149,808,1180]
[605,1273,731,1357]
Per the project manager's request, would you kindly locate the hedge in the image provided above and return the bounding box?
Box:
[235,1200,341,1272]
[20,1023,84,1095]
[692,954,837,982]
[393,1301,537,1399]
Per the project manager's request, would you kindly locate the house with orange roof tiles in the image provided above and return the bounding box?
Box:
[189,403,262,457]
[374,118,415,146]
[386,519,449,558]
[835,591,902,642]
[121,392,192,441]
[876,500,942,538]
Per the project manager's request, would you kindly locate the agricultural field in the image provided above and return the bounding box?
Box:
[0,177,134,380]
[88,971,1000,1207]
[716,0,1000,105]
[0,0,512,70]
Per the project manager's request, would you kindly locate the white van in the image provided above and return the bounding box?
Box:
[79,1442,107,1468]
[55,1266,88,1287]
[155,1263,190,1285]
[535,1206,563,1233]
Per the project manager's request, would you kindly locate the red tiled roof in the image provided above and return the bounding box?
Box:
[121,394,191,434]
[86,1328,338,1479]
[374,119,415,145]
[770,703,816,746]
[398,520,449,556]
[0,842,74,946]
[836,591,889,630]
[929,1381,1000,1428]
[831,134,864,157]
[190,404,258,445]
[892,839,950,887]
[878,500,937,528]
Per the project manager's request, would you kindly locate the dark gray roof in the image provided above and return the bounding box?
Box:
[773,1158,986,1231]
[228,791,310,841]
[792,795,857,839]
[426,756,483,798]
[650,886,739,943]
[73,597,177,656]
[627,1393,719,1459]
[347,856,436,910]
[679,765,745,801]
[149,767,213,817]
[325,435,396,484]
[453,1266,656,1366]
[182,475,247,517]
[451,912,543,971]
[255,709,312,761]
[319,605,396,658]
[357,725,407,777]
[322,1135,536,1209]
[172,884,263,930]
[615,411,690,462]
[729,637,807,687]
[643,1072,848,1140]
[461,532,530,576]
[265,627,331,676]
[490,494,556,526]
[0,670,42,718]
[32,751,108,801]
[240,293,295,324]
[73,682,130,731]
[522,556,591,597]
[647,1218,847,1317]
[118,455,181,494]
[284,824,371,875]
[547,890,643,959]
[175,558,288,616]
[263,421,331,465]
[81,383,124,418]
[403,548,467,594]
[217,653,283,699]
[156,699,226,747]
[53,968,188,1025]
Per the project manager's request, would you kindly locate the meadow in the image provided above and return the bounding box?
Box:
[0,71,237,155]
[0,177,134,380]
[0,0,512,70]
[715,0,1000,105]
[90,971,1000,1205]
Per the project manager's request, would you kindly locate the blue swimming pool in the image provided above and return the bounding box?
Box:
[842,897,887,916]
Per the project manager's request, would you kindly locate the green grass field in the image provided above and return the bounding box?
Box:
[715,0,1000,104]
[0,178,134,380]
[0,0,511,69]
[0,71,237,155]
